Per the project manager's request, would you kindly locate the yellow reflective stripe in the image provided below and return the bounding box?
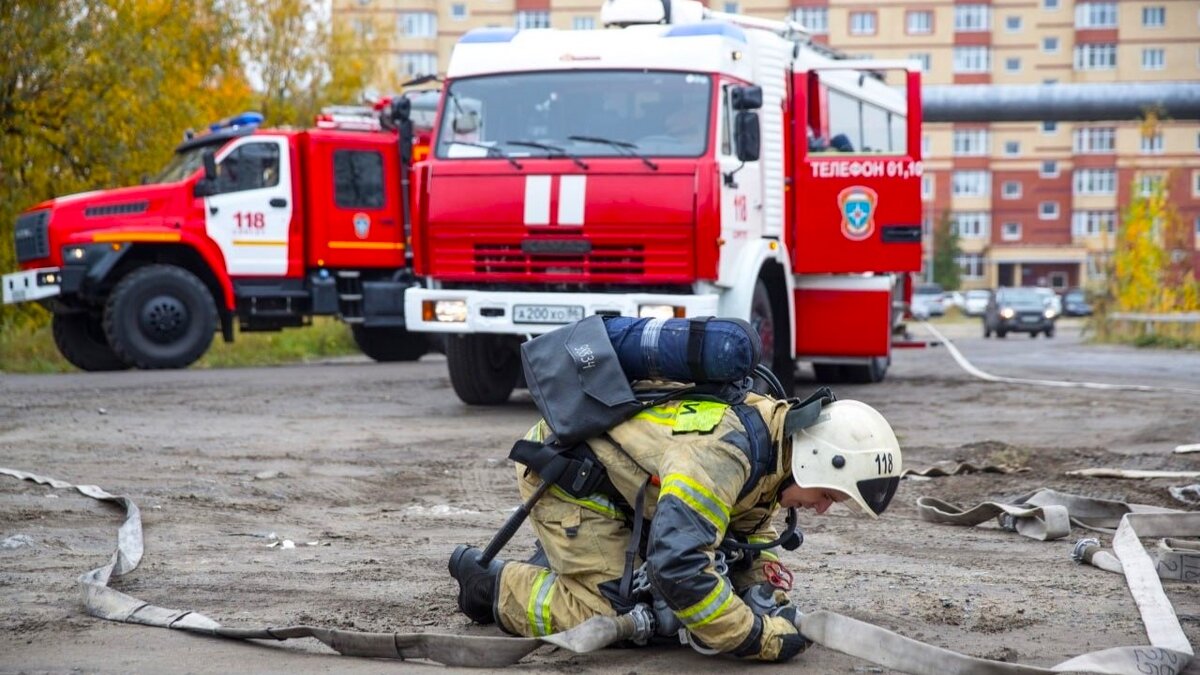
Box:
[634,405,677,426]
[660,474,730,534]
[748,535,779,561]
[550,485,623,520]
[526,569,556,636]
[676,576,734,628]
[524,422,545,442]
[673,401,728,433]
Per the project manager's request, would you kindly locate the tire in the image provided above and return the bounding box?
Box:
[51,312,130,372]
[1045,327,1055,338]
[351,325,428,362]
[1029,332,1039,339]
[983,324,992,338]
[445,334,520,405]
[812,363,843,384]
[997,330,1007,339]
[103,265,217,369]
[750,279,794,396]
[843,356,889,384]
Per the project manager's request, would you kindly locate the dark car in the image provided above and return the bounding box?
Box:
[984,287,1056,338]
[1062,288,1093,317]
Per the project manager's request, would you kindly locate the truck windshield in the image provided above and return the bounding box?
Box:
[435,70,712,160]
[150,145,212,184]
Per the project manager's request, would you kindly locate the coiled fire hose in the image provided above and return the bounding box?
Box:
[3,467,1195,673]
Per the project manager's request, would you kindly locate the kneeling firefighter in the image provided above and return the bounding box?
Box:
[450,316,902,662]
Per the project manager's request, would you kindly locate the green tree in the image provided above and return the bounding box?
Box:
[932,210,962,290]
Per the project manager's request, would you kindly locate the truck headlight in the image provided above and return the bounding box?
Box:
[65,246,88,261]
[638,304,683,320]
[999,308,1015,319]
[424,299,467,323]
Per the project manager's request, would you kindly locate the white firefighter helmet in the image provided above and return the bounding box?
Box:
[789,399,902,517]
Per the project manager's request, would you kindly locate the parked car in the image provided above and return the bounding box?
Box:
[984,287,1056,338]
[946,291,966,311]
[1033,287,1063,318]
[911,283,946,318]
[963,289,991,316]
[1063,288,1093,316]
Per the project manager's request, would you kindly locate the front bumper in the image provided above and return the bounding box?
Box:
[998,316,1053,332]
[405,288,720,334]
[2,267,62,304]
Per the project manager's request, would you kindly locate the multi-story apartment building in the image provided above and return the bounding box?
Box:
[335,0,1200,291]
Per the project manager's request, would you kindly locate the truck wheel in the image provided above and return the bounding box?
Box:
[844,356,889,384]
[445,334,520,405]
[51,312,130,372]
[351,325,428,362]
[812,363,843,383]
[750,279,794,396]
[103,265,217,369]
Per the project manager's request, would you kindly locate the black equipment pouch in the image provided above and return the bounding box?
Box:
[508,439,615,500]
[521,315,642,447]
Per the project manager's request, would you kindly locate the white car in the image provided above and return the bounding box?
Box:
[911,283,946,319]
[1034,288,1063,318]
[963,290,991,316]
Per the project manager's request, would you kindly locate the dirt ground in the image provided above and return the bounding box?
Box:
[3,320,1200,674]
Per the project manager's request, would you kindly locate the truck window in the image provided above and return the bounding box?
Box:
[333,150,385,209]
[215,142,280,193]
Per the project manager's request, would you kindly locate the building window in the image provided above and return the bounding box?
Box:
[397,51,438,77]
[953,46,991,73]
[1075,43,1117,70]
[922,174,935,200]
[953,129,989,156]
[351,17,375,39]
[724,2,738,12]
[450,3,467,20]
[1195,215,1200,237]
[952,170,991,197]
[1073,127,1115,153]
[1139,174,1165,196]
[953,212,991,239]
[790,7,828,34]
[1072,210,1117,236]
[1004,140,1020,155]
[957,254,986,279]
[1042,121,1058,134]
[1041,160,1059,177]
[910,53,932,72]
[907,10,933,34]
[1142,48,1166,70]
[1040,201,1060,220]
[1143,6,1166,27]
[572,16,595,30]
[516,10,550,29]
[1194,170,1200,197]
[1002,222,1022,241]
[1075,2,1117,28]
[922,134,931,156]
[1042,37,1060,53]
[954,4,991,31]
[1005,57,1021,72]
[1006,16,1022,31]
[1141,132,1164,154]
[1002,180,1022,198]
[1044,0,1059,9]
[1074,169,1116,195]
[399,12,437,38]
[849,11,877,35]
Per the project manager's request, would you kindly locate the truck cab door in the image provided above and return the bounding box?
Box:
[716,83,764,286]
[203,136,294,276]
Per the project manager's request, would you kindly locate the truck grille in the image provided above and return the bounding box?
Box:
[474,243,645,277]
[14,210,50,262]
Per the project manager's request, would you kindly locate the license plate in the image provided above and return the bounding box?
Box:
[1021,316,1038,323]
[513,304,585,325]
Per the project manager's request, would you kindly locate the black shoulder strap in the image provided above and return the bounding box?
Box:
[731,404,776,502]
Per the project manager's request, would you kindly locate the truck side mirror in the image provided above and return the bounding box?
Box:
[453,110,480,135]
[203,151,217,181]
[735,111,760,162]
[731,85,763,111]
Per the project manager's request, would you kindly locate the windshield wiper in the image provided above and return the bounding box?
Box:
[568,135,659,171]
[446,140,523,169]
[506,140,589,170]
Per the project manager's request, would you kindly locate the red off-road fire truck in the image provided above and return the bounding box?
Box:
[2,92,440,370]
[405,0,923,404]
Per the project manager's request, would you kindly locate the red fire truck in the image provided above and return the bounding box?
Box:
[2,92,440,370]
[405,0,923,404]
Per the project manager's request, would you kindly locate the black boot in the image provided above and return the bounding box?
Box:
[449,545,505,624]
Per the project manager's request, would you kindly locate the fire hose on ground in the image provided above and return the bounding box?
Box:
[4,466,1199,673]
